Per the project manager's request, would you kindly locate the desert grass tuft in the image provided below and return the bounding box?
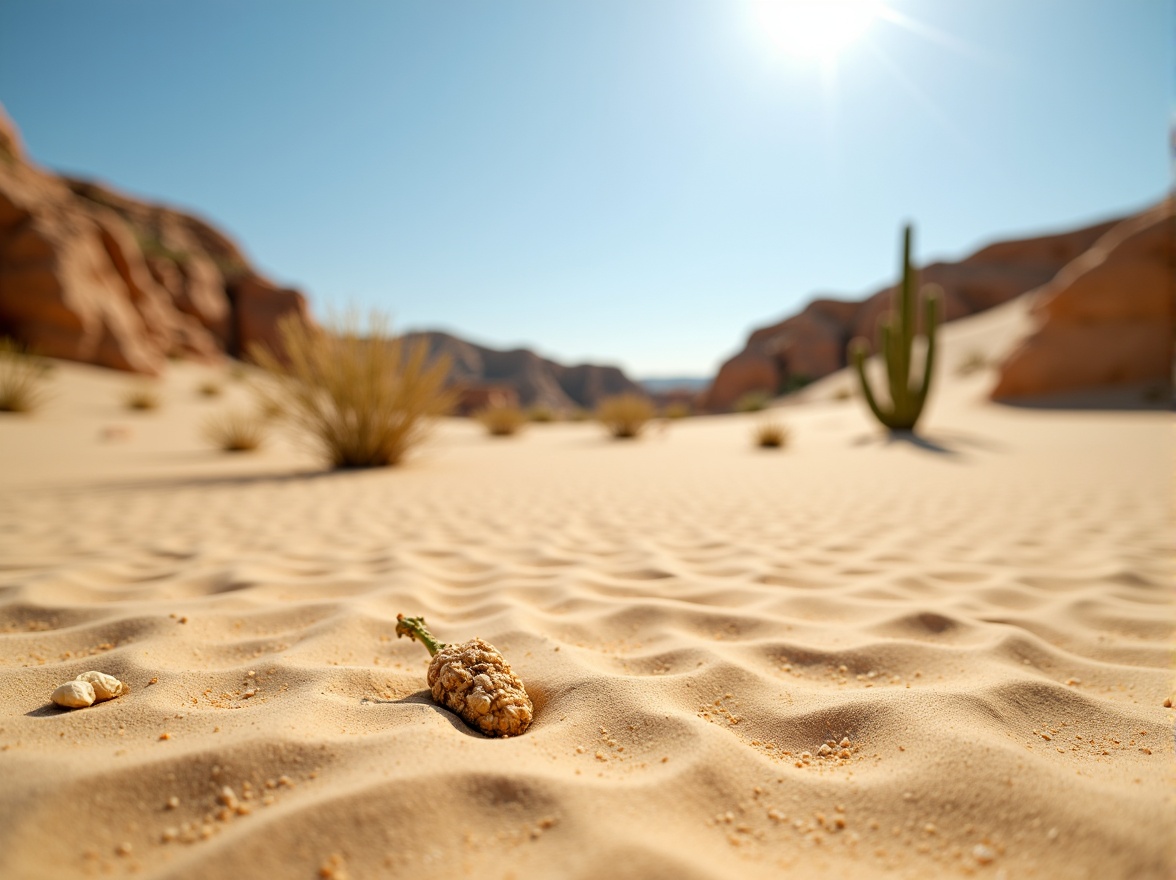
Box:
[832,386,853,402]
[250,311,454,469]
[754,420,789,449]
[197,380,223,398]
[527,405,557,423]
[956,349,989,377]
[203,407,267,452]
[596,393,655,439]
[477,404,527,437]
[123,383,162,411]
[0,338,52,413]
[735,390,771,412]
[662,402,692,419]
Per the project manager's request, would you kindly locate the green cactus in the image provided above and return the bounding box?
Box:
[849,224,942,432]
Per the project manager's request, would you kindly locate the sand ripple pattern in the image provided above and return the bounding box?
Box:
[0,409,1172,879]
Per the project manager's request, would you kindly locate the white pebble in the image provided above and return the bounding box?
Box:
[76,671,125,701]
[52,680,96,709]
[973,843,996,864]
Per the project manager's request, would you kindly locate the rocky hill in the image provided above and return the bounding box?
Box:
[700,205,1170,410]
[405,330,645,412]
[0,104,309,374]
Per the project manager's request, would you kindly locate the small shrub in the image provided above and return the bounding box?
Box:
[754,420,789,449]
[527,405,557,423]
[663,402,692,419]
[832,387,853,402]
[735,390,771,412]
[229,362,249,382]
[956,350,989,377]
[203,408,267,452]
[567,408,590,422]
[123,383,161,411]
[250,311,454,469]
[197,380,222,398]
[596,393,655,439]
[0,338,51,413]
[477,404,527,437]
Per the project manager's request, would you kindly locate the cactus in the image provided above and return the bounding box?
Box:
[849,224,942,432]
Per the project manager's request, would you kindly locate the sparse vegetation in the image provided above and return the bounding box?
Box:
[476,404,527,437]
[735,390,771,412]
[956,349,989,377]
[527,405,557,423]
[0,338,51,413]
[229,362,249,382]
[203,408,267,452]
[663,402,692,419]
[754,420,789,449]
[197,380,222,398]
[832,387,853,402]
[849,223,941,432]
[250,311,454,469]
[596,393,655,439]
[123,383,162,411]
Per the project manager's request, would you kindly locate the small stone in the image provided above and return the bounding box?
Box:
[76,671,125,701]
[166,796,179,810]
[52,681,95,709]
[973,844,996,864]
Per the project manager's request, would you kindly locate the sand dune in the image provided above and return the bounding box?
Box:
[0,329,1172,879]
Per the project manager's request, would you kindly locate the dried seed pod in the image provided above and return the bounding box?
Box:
[396,614,533,737]
[76,671,125,701]
[52,680,96,709]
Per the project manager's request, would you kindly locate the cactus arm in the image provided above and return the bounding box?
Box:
[850,339,892,428]
[912,287,942,406]
[396,614,446,657]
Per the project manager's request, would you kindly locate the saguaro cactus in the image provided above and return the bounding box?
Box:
[849,224,942,432]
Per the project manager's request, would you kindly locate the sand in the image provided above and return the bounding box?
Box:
[1,304,1173,879]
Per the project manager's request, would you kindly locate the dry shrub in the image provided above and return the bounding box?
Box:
[250,311,454,468]
[197,380,222,398]
[477,404,527,437]
[527,405,557,423]
[754,420,789,449]
[663,402,692,419]
[832,387,853,402]
[123,383,161,411]
[0,338,51,413]
[596,393,655,439]
[956,350,989,377]
[203,408,267,452]
[735,390,771,412]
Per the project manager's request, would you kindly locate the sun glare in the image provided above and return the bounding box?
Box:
[752,0,880,60]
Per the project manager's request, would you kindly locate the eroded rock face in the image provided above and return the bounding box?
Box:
[0,104,309,373]
[404,330,646,412]
[701,216,1123,411]
[991,199,1174,400]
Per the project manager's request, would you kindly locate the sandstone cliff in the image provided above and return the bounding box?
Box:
[405,331,646,412]
[701,213,1128,411]
[0,104,309,374]
[991,198,1173,400]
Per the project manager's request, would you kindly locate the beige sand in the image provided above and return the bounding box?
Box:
[1,306,1173,879]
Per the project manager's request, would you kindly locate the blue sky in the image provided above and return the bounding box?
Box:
[0,1,1169,377]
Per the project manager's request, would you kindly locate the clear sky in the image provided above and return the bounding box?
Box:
[0,1,1170,377]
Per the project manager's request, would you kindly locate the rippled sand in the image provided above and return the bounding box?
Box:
[1,325,1172,879]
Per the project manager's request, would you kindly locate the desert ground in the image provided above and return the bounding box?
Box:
[1,300,1172,880]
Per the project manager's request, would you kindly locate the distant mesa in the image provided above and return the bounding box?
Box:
[404,331,646,414]
[0,103,310,375]
[702,201,1172,410]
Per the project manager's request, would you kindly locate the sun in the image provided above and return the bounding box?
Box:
[751,0,881,60]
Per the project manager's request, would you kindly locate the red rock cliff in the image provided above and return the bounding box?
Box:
[0,104,309,374]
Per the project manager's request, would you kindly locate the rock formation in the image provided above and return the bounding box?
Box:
[701,214,1125,411]
[991,198,1173,400]
[0,104,309,374]
[405,331,645,412]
